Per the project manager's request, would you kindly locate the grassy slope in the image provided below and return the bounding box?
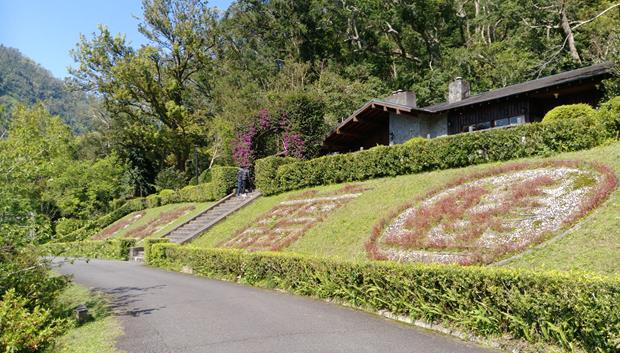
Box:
[98,202,214,240]
[50,285,123,353]
[193,142,620,273]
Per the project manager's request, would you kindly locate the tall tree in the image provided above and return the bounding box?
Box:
[70,0,218,175]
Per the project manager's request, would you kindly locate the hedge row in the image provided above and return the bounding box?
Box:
[254,156,298,195]
[58,166,238,242]
[149,243,620,352]
[256,118,608,195]
[42,239,136,260]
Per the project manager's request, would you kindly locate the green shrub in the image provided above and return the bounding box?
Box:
[158,189,179,204]
[598,96,620,138]
[542,103,597,123]
[254,156,298,194]
[145,194,161,208]
[211,166,238,198]
[42,239,137,260]
[198,169,212,183]
[0,289,68,353]
[149,244,620,352]
[143,238,169,265]
[154,167,187,191]
[267,118,606,194]
[54,218,85,238]
[404,136,428,145]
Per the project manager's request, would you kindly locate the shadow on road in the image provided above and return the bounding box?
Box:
[95,284,167,317]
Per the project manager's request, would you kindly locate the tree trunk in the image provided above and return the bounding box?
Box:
[560,3,582,63]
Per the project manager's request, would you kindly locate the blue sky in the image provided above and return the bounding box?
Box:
[0,0,232,79]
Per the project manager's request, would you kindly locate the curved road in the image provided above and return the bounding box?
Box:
[55,259,498,353]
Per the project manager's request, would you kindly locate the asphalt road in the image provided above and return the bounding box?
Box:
[54,259,499,353]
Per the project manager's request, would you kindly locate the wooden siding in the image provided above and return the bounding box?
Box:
[447,99,529,134]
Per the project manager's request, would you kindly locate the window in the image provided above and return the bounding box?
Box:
[494,115,525,128]
[465,121,492,132]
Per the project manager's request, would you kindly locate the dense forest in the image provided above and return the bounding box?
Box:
[0,45,96,135]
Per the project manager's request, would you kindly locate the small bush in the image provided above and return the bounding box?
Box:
[598,96,620,138]
[542,103,597,123]
[154,167,187,191]
[0,289,68,353]
[404,136,428,145]
[143,238,169,265]
[55,218,85,238]
[158,189,179,204]
[149,244,620,352]
[198,169,212,183]
[211,166,238,198]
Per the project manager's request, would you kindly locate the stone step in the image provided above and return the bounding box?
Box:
[163,192,262,244]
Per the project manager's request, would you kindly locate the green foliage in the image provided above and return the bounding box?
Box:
[597,96,620,138]
[60,167,238,241]
[42,239,137,260]
[254,156,299,194]
[154,167,187,191]
[210,166,238,199]
[404,136,428,145]
[149,244,620,352]
[54,218,86,238]
[265,118,606,194]
[0,289,68,353]
[143,238,169,266]
[542,104,597,124]
[44,153,133,219]
[0,45,96,133]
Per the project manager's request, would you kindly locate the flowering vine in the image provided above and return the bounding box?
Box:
[232,109,305,167]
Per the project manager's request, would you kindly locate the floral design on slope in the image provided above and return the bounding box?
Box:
[367,160,616,265]
[222,185,367,251]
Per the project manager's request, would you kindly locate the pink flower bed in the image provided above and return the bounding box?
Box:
[222,185,366,251]
[366,160,617,265]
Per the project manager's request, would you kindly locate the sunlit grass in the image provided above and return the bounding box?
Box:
[192,142,620,274]
[49,285,123,353]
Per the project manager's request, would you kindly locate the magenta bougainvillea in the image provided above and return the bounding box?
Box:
[232,109,305,167]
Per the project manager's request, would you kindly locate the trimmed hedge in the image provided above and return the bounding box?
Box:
[43,239,136,260]
[211,166,238,199]
[149,244,620,352]
[58,166,239,242]
[542,103,597,123]
[143,238,169,265]
[254,156,298,195]
[260,118,607,194]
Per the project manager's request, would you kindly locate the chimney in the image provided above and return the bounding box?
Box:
[448,77,470,103]
[384,90,417,107]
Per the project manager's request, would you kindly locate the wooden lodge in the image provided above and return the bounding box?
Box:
[322,62,613,154]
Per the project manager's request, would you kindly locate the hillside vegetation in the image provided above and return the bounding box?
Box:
[193,142,620,275]
[0,45,95,134]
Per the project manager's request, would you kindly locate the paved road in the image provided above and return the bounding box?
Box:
[54,259,498,353]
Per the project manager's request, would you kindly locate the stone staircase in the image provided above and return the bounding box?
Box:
[163,191,261,244]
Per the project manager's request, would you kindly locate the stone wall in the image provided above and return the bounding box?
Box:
[389,112,447,144]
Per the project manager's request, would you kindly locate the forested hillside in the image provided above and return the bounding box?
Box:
[66,0,620,192]
[0,45,96,134]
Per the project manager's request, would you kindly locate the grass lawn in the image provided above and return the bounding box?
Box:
[95,202,214,240]
[192,142,620,274]
[49,284,123,353]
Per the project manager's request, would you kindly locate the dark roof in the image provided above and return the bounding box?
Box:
[421,62,613,112]
[322,62,614,151]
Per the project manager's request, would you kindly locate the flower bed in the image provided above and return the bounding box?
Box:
[222,185,366,251]
[367,160,617,265]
